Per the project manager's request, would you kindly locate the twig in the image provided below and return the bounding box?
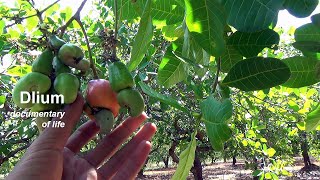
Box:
[57,0,88,37]
[76,18,99,79]
[112,0,118,59]
[212,57,221,93]
[0,143,30,165]
[4,0,61,29]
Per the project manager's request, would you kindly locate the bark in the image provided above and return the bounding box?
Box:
[300,132,312,167]
[232,156,236,166]
[253,157,259,180]
[163,156,169,168]
[169,141,179,163]
[191,152,203,180]
[137,157,149,178]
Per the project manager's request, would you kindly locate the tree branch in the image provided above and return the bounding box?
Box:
[4,0,61,29]
[169,141,179,163]
[0,143,30,165]
[57,0,88,37]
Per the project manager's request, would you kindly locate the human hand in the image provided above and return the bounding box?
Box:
[7,94,156,180]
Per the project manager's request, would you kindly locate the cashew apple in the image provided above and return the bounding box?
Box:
[49,35,66,50]
[117,88,144,117]
[32,49,54,76]
[86,79,120,117]
[94,109,114,134]
[52,56,71,76]
[54,73,79,104]
[108,61,135,92]
[12,72,51,108]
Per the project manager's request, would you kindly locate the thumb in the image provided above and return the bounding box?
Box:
[30,93,85,151]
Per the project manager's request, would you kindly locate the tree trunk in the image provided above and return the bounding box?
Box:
[253,157,259,180]
[137,156,149,178]
[300,132,312,167]
[163,156,169,168]
[191,152,203,180]
[232,155,236,166]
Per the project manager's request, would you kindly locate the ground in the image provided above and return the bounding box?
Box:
[137,158,320,180]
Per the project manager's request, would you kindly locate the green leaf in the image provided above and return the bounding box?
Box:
[266,147,276,157]
[61,7,73,20]
[172,51,204,68]
[311,13,320,26]
[0,95,5,106]
[171,131,197,180]
[189,36,210,76]
[221,45,243,73]
[295,23,320,42]
[109,0,184,25]
[162,25,184,41]
[292,41,320,53]
[107,0,142,21]
[138,81,189,113]
[152,0,185,26]
[294,23,320,58]
[158,45,188,88]
[282,56,320,88]
[265,172,272,179]
[305,104,320,132]
[253,170,263,176]
[26,16,38,32]
[222,57,291,91]
[6,65,32,77]
[223,0,284,32]
[0,20,5,35]
[128,0,153,71]
[184,0,227,56]
[284,0,319,18]
[201,97,233,151]
[228,29,280,58]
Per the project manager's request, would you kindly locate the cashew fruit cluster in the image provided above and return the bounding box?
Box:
[12,35,89,132]
[84,61,144,135]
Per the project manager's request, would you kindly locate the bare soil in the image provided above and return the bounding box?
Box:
[137,159,320,180]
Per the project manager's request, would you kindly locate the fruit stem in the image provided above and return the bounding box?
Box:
[76,18,99,79]
[212,57,221,94]
[112,0,119,61]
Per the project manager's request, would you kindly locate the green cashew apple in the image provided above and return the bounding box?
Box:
[109,61,135,92]
[49,35,66,50]
[35,117,50,133]
[54,73,79,104]
[117,89,144,117]
[13,72,51,108]
[76,59,90,71]
[52,56,71,76]
[32,49,54,76]
[94,108,114,134]
[58,43,89,71]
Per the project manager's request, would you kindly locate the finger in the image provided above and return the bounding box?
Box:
[29,94,85,152]
[84,113,148,167]
[65,120,100,153]
[111,141,151,180]
[98,123,156,179]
